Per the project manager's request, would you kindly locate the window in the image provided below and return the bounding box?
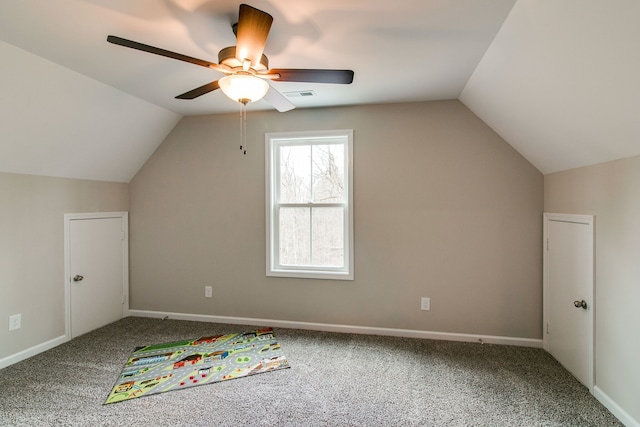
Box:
[266,129,353,280]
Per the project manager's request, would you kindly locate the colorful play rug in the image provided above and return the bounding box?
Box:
[105,327,290,404]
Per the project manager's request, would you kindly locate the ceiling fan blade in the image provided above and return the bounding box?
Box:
[235,4,273,67]
[175,81,220,100]
[107,35,221,70]
[268,69,354,84]
[263,86,295,112]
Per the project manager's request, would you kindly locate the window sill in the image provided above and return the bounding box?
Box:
[267,269,354,281]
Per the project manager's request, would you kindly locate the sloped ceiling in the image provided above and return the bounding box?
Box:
[0,41,180,183]
[460,1,640,174]
[1,0,639,182]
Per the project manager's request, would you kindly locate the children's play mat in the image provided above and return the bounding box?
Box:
[105,327,290,404]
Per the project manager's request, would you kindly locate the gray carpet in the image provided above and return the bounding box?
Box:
[0,317,621,426]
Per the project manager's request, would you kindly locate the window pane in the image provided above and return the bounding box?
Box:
[311,207,344,267]
[279,145,311,203]
[279,207,310,265]
[312,144,345,204]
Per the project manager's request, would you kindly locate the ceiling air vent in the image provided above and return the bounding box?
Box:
[284,90,317,98]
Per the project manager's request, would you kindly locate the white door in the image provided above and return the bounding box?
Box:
[66,213,128,338]
[543,213,594,390]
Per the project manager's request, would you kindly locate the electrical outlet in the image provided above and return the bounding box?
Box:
[205,286,213,298]
[421,297,431,311]
[9,314,21,331]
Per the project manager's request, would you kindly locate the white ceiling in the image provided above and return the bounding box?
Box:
[1,0,639,182]
[461,0,640,174]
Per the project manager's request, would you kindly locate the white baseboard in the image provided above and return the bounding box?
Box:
[0,335,67,370]
[594,385,639,427]
[128,309,543,348]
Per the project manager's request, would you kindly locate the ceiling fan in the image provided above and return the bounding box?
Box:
[107,3,354,112]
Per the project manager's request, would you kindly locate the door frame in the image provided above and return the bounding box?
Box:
[543,212,595,392]
[63,212,129,340]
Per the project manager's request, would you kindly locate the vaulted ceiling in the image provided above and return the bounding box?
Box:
[1,0,638,182]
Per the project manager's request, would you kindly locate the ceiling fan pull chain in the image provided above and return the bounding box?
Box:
[239,106,243,151]
[239,103,248,155]
[243,104,247,155]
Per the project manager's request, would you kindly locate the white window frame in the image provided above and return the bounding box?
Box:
[266,129,354,280]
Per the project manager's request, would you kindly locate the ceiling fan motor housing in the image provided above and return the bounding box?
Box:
[218,46,269,72]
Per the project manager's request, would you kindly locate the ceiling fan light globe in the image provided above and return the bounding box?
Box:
[219,74,269,104]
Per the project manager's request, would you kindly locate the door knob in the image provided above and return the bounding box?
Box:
[573,300,587,309]
[73,275,84,282]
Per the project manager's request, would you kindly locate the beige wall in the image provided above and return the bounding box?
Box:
[0,172,128,360]
[545,155,640,424]
[129,100,543,338]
